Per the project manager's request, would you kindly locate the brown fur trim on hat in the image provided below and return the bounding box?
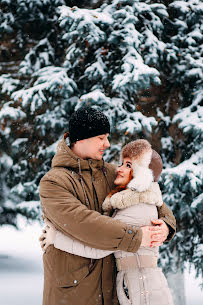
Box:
[121,139,152,168]
[149,150,163,182]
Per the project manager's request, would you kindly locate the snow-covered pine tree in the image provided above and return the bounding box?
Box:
[0,0,202,296]
[0,0,78,225]
[158,0,203,280]
[0,0,159,224]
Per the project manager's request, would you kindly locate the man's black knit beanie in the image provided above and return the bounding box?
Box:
[69,106,110,143]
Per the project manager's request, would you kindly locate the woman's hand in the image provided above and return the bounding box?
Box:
[39,219,57,252]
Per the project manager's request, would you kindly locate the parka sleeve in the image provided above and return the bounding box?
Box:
[157,202,176,241]
[40,174,142,253]
[54,230,114,259]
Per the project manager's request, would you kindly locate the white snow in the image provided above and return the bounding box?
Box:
[79,89,111,107]
[0,217,43,305]
[11,138,27,147]
[161,136,173,150]
[0,153,13,169]
[191,193,203,209]
[59,6,113,25]
[163,149,203,177]
[59,6,108,44]
[11,66,77,113]
[19,38,54,75]
[0,75,20,95]
[0,103,26,121]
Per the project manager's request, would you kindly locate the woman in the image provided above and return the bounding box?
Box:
[40,139,174,305]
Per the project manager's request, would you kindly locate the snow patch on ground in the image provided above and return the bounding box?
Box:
[0,217,43,305]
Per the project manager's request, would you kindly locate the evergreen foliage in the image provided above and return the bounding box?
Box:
[0,0,202,279]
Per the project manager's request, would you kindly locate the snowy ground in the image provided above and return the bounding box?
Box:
[0,216,202,305]
[0,218,43,305]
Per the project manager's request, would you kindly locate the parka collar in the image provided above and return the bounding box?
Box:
[51,137,105,170]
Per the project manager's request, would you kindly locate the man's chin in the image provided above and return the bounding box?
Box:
[94,154,103,161]
[114,179,119,185]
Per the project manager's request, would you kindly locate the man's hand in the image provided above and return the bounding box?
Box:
[151,219,169,246]
[39,219,57,252]
[141,219,169,247]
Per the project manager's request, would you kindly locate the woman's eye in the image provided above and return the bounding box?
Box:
[127,164,131,168]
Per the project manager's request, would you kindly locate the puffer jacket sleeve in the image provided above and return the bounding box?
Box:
[54,230,114,259]
[40,173,142,253]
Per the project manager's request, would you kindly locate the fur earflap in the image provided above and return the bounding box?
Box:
[127,163,154,192]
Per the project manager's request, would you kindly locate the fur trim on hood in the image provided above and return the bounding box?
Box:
[102,182,163,211]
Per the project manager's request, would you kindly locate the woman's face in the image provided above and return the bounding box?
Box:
[114,157,132,185]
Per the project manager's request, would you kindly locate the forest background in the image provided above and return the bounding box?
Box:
[0,1,202,304]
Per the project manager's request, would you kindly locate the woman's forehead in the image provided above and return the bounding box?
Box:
[123,157,132,163]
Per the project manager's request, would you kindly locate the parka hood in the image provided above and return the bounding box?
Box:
[51,137,105,170]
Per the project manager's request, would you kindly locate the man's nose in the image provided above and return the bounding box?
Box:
[117,165,124,173]
[104,138,110,148]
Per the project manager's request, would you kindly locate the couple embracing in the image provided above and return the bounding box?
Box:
[39,106,176,305]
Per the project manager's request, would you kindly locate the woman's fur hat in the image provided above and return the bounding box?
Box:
[121,139,163,192]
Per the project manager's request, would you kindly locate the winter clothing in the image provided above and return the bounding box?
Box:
[52,183,174,305]
[121,139,152,163]
[40,137,140,305]
[40,137,176,305]
[106,185,174,305]
[102,182,163,212]
[149,150,163,182]
[53,182,163,257]
[69,106,110,143]
[104,140,174,305]
[122,139,163,183]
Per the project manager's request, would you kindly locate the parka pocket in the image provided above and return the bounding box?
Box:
[53,249,90,288]
[56,265,90,288]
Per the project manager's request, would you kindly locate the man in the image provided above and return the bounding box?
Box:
[39,106,176,305]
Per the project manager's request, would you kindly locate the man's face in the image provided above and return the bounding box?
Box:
[81,134,110,160]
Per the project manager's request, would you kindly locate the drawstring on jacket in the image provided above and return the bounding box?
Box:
[77,158,90,207]
[77,159,96,272]
[102,165,111,192]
